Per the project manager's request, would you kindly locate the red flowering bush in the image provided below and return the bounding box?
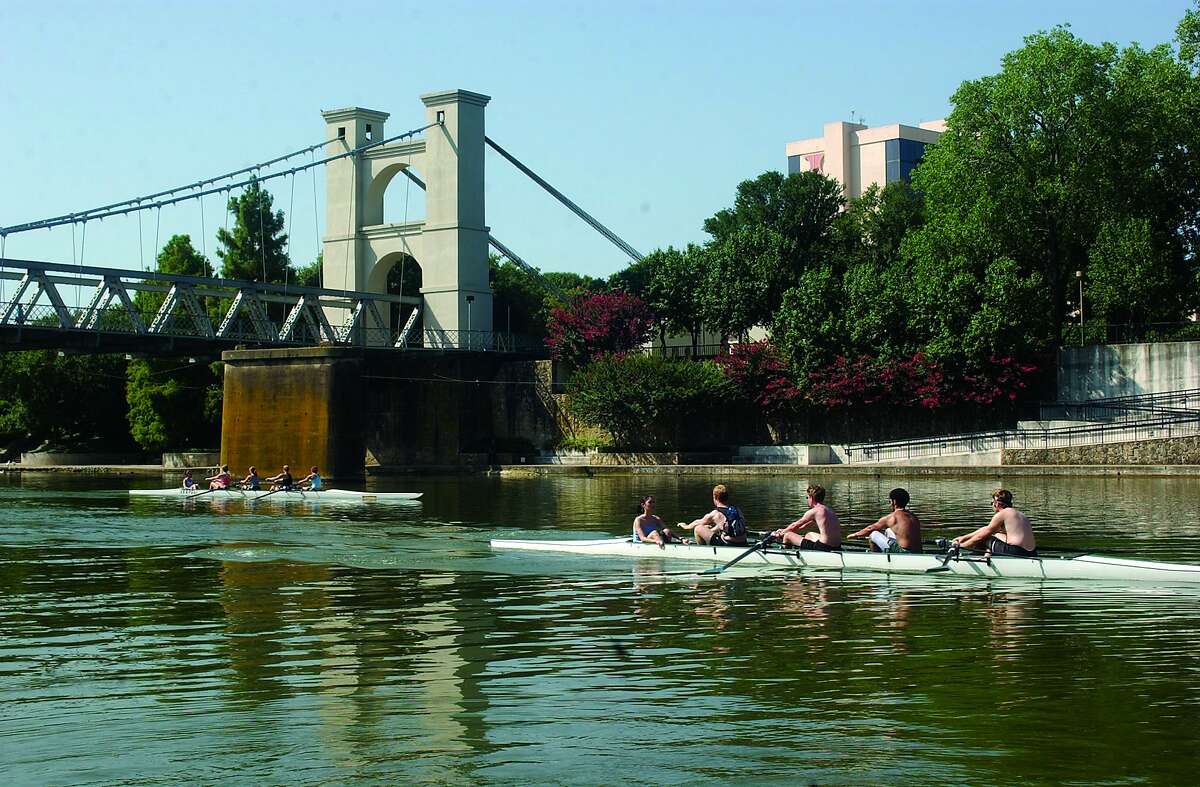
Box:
[959,355,1040,405]
[546,291,655,365]
[717,341,803,416]
[809,353,1037,410]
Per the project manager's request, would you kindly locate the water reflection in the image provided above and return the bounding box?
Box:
[4,473,1200,783]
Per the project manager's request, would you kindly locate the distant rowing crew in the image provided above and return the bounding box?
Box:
[633,484,1038,558]
[181,464,322,493]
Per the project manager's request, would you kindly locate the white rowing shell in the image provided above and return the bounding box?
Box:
[489,537,1200,584]
[130,487,422,501]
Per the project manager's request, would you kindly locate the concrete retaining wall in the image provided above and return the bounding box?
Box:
[1003,436,1200,465]
[20,452,147,467]
[162,451,220,469]
[1058,341,1200,400]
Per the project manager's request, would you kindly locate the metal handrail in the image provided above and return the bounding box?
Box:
[846,415,1200,463]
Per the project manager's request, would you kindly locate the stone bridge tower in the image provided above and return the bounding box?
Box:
[320,90,493,344]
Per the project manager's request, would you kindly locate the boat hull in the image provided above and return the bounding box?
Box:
[489,537,1200,584]
[130,488,422,501]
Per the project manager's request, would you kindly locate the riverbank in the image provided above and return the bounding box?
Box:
[493,463,1200,478]
[8,461,1200,479]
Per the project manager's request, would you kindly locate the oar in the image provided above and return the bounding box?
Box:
[253,487,286,501]
[698,533,775,576]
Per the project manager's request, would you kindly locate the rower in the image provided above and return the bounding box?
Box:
[266,465,294,491]
[953,488,1038,557]
[181,470,196,490]
[773,484,841,551]
[298,466,322,491]
[678,484,748,546]
[239,466,261,491]
[849,488,922,553]
[206,465,232,490]
[633,495,680,548]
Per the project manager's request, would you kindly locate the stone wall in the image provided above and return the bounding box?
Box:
[1058,341,1200,400]
[1003,436,1200,465]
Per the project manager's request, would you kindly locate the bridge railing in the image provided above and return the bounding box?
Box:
[0,258,542,353]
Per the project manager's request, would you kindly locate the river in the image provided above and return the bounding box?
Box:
[2,472,1199,784]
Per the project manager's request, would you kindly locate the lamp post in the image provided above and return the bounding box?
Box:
[1076,270,1084,346]
[465,294,474,350]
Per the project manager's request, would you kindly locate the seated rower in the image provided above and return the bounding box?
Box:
[206,465,232,490]
[239,466,261,491]
[182,470,196,490]
[849,488,922,553]
[773,484,841,551]
[266,465,294,491]
[678,484,748,546]
[953,488,1037,557]
[298,466,322,491]
[633,495,680,548]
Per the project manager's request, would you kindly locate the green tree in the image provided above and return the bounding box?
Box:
[704,170,844,277]
[0,352,131,450]
[293,253,322,288]
[566,354,731,449]
[126,359,221,452]
[638,245,708,352]
[216,178,290,283]
[1179,1,1200,72]
[134,234,211,319]
[1087,217,1184,326]
[491,256,551,335]
[700,226,792,340]
[909,26,1200,344]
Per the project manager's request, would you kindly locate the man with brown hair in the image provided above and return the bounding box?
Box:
[773,484,842,551]
[678,484,748,546]
[952,488,1038,557]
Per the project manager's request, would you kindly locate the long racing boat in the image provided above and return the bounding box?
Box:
[489,536,1200,584]
[130,487,422,502]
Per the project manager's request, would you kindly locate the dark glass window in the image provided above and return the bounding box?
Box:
[885,138,926,183]
[787,155,802,175]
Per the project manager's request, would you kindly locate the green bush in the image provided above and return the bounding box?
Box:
[566,354,732,449]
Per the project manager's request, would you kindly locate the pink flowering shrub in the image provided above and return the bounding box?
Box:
[546,291,655,365]
[716,341,803,417]
[809,353,1037,410]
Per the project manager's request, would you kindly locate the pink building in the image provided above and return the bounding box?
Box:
[786,119,945,198]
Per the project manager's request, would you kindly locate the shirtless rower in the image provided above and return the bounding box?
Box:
[773,484,841,551]
[952,488,1038,557]
[633,495,680,548]
[678,484,748,546]
[266,465,294,491]
[849,488,922,553]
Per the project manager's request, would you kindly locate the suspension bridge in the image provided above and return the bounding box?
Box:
[0,89,648,478]
[0,89,641,357]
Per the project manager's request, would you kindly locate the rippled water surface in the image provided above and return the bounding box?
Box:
[3,473,1200,784]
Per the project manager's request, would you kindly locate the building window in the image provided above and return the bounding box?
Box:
[885,138,926,183]
[788,155,802,174]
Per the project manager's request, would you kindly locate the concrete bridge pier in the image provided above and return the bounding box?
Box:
[220,347,366,481]
[220,346,559,480]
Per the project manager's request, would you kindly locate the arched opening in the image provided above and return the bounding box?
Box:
[368,252,423,334]
[365,163,427,227]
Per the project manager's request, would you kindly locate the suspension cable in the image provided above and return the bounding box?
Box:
[1,123,436,236]
[310,148,321,288]
[484,135,643,262]
[6,139,331,234]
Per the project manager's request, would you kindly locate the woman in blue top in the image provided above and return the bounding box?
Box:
[298,466,322,491]
[633,495,679,548]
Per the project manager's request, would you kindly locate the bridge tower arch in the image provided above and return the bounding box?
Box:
[321,90,493,345]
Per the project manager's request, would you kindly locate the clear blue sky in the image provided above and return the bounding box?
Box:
[0,1,1193,283]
